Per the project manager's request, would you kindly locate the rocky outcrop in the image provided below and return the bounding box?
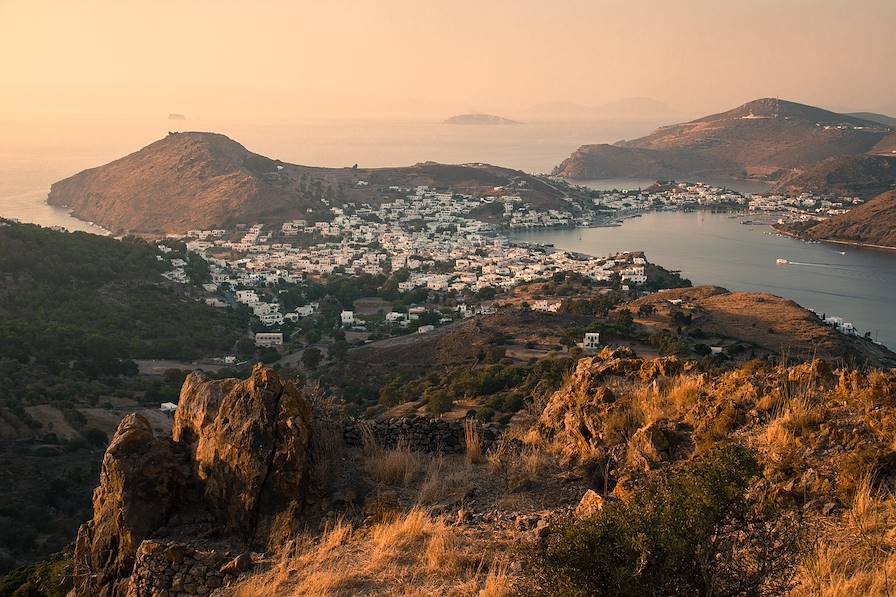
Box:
[173,367,312,548]
[538,347,692,455]
[73,414,183,597]
[71,365,313,597]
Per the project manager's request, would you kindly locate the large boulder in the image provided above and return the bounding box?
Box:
[173,364,313,546]
[71,365,313,596]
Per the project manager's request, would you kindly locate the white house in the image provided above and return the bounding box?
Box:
[417,325,435,334]
[260,312,284,326]
[341,310,355,325]
[583,332,601,349]
[255,332,283,347]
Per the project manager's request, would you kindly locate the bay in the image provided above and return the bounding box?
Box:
[511,210,896,350]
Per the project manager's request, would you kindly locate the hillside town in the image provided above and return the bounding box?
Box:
[150,180,870,349]
[152,185,658,344]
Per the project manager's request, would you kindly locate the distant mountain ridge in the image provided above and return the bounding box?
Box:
[443,113,520,125]
[553,98,893,185]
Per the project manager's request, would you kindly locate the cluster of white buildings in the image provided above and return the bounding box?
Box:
[150,185,663,335]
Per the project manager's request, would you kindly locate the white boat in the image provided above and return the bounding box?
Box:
[776,258,789,265]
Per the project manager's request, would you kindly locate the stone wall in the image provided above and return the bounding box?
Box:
[343,417,501,454]
[126,540,238,597]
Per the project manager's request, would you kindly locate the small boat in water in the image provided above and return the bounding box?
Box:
[776,258,789,265]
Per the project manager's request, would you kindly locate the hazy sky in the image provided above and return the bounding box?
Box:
[2,0,894,121]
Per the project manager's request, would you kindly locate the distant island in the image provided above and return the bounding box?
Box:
[443,113,520,125]
[167,113,186,120]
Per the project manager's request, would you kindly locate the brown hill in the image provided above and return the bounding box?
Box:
[772,154,896,197]
[787,189,896,248]
[553,98,892,181]
[48,133,580,234]
[47,132,313,234]
[627,286,895,367]
[871,131,896,155]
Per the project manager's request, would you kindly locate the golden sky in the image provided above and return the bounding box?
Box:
[1,0,894,121]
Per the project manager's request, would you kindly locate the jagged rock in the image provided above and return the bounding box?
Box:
[574,489,605,519]
[173,364,312,547]
[71,366,313,597]
[73,413,182,597]
[219,552,252,575]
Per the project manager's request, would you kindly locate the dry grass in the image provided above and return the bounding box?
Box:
[794,477,896,597]
[417,455,474,505]
[231,508,512,597]
[367,440,424,487]
[464,419,484,465]
[359,424,424,487]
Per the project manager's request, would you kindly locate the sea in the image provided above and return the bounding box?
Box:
[1,116,894,348]
[511,211,896,350]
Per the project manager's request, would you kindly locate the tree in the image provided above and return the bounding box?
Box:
[301,347,322,370]
[525,446,801,596]
[638,303,656,317]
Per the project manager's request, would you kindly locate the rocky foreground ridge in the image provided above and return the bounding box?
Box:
[49,345,896,596]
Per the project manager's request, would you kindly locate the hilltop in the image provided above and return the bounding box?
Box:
[47,132,578,234]
[443,113,520,125]
[779,189,896,249]
[553,98,892,183]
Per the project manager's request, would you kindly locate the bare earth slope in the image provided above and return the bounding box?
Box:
[790,190,896,248]
[772,154,896,198]
[47,132,310,234]
[553,98,892,181]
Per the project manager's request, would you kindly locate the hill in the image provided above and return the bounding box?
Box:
[443,113,520,125]
[47,133,579,234]
[871,131,896,155]
[849,111,896,127]
[553,98,893,181]
[781,189,896,249]
[772,154,896,197]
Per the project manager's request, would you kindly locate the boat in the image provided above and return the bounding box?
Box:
[838,251,846,255]
[776,258,789,265]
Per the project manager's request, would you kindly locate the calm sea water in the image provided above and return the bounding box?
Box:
[512,211,896,349]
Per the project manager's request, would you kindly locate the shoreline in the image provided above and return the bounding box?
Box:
[772,224,896,252]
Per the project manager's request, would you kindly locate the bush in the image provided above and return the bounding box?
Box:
[525,445,800,596]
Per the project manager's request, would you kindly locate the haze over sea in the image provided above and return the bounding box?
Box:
[1,116,894,349]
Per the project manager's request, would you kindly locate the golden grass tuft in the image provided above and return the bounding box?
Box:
[793,476,896,597]
[231,507,512,597]
[464,419,484,465]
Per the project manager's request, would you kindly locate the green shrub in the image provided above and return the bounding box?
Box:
[525,445,800,596]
